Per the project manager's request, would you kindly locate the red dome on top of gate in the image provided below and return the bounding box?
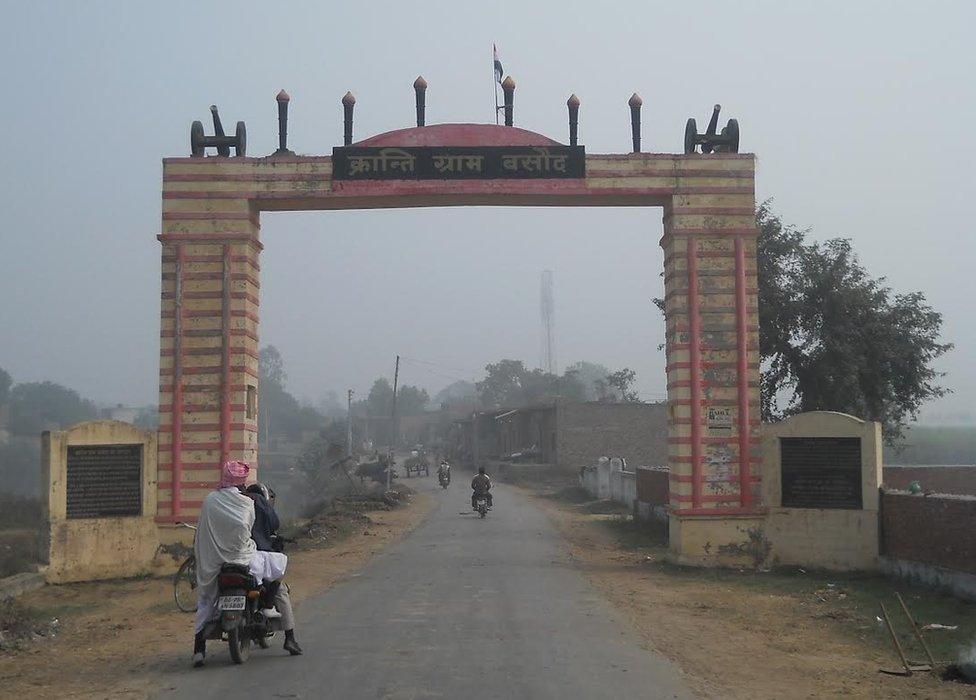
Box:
[353,123,563,148]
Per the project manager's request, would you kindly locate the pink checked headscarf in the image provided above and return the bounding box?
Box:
[219,460,251,488]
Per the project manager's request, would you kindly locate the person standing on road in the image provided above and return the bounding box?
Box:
[245,483,303,656]
[471,467,493,511]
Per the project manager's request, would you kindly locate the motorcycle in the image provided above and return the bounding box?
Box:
[438,469,450,489]
[200,562,285,664]
[474,493,489,518]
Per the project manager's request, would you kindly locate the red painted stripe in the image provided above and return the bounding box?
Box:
[162,291,260,304]
[159,423,252,433]
[668,227,758,236]
[172,442,251,451]
[735,235,753,508]
[220,244,232,468]
[669,343,759,351]
[160,184,754,201]
[669,506,766,517]
[164,155,334,164]
[157,233,263,249]
[671,474,761,484]
[171,244,185,517]
[586,168,755,179]
[159,403,247,413]
[669,207,756,216]
[668,436,760,444]
[672,494,743,504]
[687,234,703,509]
[158,481,218,489]
[157,500,205,509]
[667,380,760,390]
[164,172,332,183]
[162,211,254,220]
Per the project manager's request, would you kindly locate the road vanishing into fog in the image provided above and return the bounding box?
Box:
[157,477,692,700]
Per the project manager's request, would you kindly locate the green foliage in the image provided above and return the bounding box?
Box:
[366,378,394,417]
[433,380,478,408]
[396,385,430,415]
[757,204,951,442]
[563,361,611,401]
[475,359,589,408]
[259,345,287,387]
[596,368,640,403]
[0,367,11,405]
[257,345,324,442]
[8,381,98,435]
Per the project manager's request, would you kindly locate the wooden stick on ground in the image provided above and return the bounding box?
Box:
[895,592,935,667]
[880,602,912,675]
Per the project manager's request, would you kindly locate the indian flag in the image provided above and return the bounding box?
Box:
[493,44,503,84]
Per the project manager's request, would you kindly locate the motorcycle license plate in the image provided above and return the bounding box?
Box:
[218,595,246,611]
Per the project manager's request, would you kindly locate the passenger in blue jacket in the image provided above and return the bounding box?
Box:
[244,483,303,655]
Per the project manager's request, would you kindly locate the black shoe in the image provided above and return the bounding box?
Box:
[284,638,304,656]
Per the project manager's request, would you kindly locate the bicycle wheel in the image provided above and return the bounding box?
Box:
[173,556,198,613]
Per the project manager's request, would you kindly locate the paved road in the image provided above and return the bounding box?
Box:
[157,478,693,699]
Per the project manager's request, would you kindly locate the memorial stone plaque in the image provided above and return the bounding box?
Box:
[780,437,862,509]
[66,444,142,519]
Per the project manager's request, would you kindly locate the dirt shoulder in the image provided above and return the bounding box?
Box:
[0,490,434,699]
[528,486,976,699]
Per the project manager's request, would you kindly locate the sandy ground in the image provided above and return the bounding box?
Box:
[0,492,433,699]
[530,492,975,700]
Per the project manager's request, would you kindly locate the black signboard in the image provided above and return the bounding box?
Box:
[780,437,862,509]
[332,146,585,180]
[66,444,142,519]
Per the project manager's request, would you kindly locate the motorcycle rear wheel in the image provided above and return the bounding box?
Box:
[228,626,252,664]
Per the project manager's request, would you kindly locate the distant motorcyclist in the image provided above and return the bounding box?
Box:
[437,460,451,484]
[471,467,493,511]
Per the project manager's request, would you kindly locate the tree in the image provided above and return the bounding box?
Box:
[756,204,950,442]
[366,378,395,417]
[476,359,526,408]
[8,381,98,435]
[563,361,611,401]
[599,368,640,403]
[651,203,950,441]
[256,345,324,442]
[433,380,478,408]
[475,359,587,408]
[0,367,11,405]
[259,345,287,387]
[396,385,430,415]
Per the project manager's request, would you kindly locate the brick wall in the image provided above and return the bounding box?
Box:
[556,402,667,472]
[882,465,976,496]
[881,491,976,575]
[636,466,669,505]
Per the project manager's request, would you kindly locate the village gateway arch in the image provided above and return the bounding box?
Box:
[156,83,759,562]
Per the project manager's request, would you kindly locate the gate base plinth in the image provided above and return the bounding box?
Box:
[667,513,769,568]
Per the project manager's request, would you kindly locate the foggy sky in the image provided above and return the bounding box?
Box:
[0,1,973,423]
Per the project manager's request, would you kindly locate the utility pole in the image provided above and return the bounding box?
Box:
[346,389,354,458]
[387,355,400,491]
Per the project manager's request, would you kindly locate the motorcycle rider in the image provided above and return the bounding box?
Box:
[471,466,493,511]
[244,483,303,656]
[437,459,451,485]
[191,460,288,667]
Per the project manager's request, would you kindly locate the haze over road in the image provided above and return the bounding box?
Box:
[158,478,691,699]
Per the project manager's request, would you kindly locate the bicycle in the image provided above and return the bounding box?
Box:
[173,522,198,613]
